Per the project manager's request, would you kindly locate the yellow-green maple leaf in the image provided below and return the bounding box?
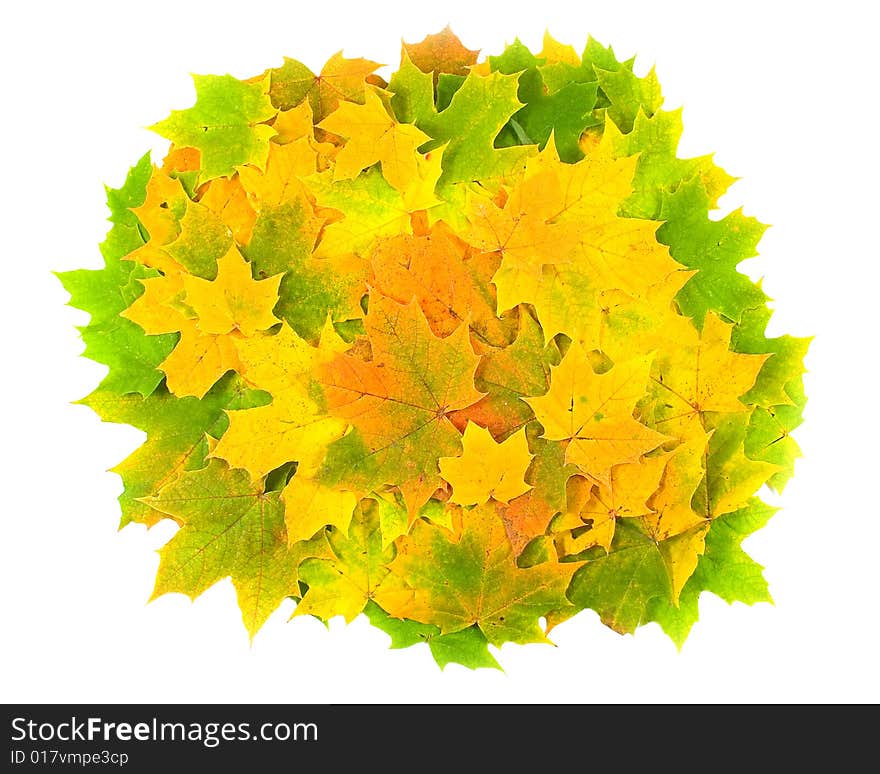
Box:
[141,458,326,638]
[384,503,578,645]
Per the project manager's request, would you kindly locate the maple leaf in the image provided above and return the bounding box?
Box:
[498,437,573,556]
[197,176,257,245]
[649,312,770,439]
[238,141,318,207]
[57,154,175,396]
[182,245,282,336]
[210,321,349,481]
[388,51,435,125]
[364,601,501,670]
[316,296,484,513]
[67,33,809,661]
[122,245,282,399]
[566,518,672,634]
[555,454,667,557]
[439,422,533,506]
[658,177,768,325]
[403,26,480,81]
[415,70,534,192]
[319,86,432,194]
[482,140,685,343]
[647,499,777,646]
[124,164,191,276]
[80,373,267,527]
[385,503,577,645]
[732,304,810,492]
[243,199,367,344]
[368,221,512,347]
[269,51,382,122]
[163,198,232,279]
[151,74,278,181]
[293,499,411,623]
[694,413,781,521]
[449,307,551,439]
[280,474,358,545]
[605,108,736,220]
[526,345,669,486]
[142,458,325,637]
[305,166,413,259]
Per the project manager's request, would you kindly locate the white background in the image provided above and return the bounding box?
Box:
[2,0,878,703]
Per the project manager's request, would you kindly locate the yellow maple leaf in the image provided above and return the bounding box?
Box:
[281,475,358,545]
[182,245,282,337]
[210,320,349,480]
[319,86,432,195]
[462,143,576,273]
[238,139,320,207]
[160,319,243,398]
[439,422,533,506]
[526,345,669,486]
[126,166,188,275]
[272,101,317,143]
[539,31,581,65]
[121,272,190,335]
[658,524,709,605]
[210,391,346,481]
[482,139,689,362]
[234,317,348,394]
[651,312,770,440]
[644,434,710,540]
[555,454,668,556]
[123,271,244,398]
[123,246,282,398]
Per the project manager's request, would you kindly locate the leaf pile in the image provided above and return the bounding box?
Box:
[59,28,809,669]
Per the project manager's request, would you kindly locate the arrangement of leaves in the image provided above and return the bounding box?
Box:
[59,28,809,669]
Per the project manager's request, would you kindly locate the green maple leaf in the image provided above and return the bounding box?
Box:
[566,518,673,634]
[731,304,810,491]
[388,504,577,646]
[595,65,662,134]
[163,199,231,280]
[647,499,777,646]
[658,176,769,325]
[364,601,501,670]
[142,457,325,638]
[416,70,534,190]
[81,374,268,527]
[490,39,600,162]
[57,153,175,396]
[389,52,435,125]
[608,108,736,219]
[305,167,412,258]
[151,74,278,181]
[733,305,811,409]
[244,201,364,342]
